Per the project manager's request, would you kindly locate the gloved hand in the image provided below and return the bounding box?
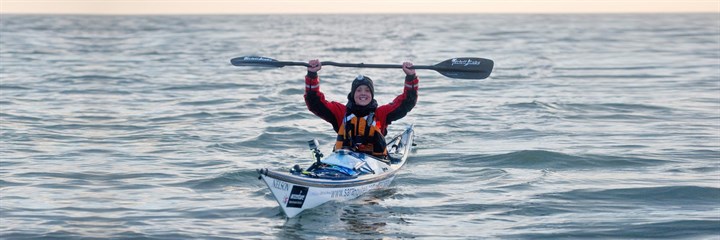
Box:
[308,59,321,73]
[402,62,415,76]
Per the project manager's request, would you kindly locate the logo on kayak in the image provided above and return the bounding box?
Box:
[272,179,289,191]
[451,58,481,66]
[286,185,309,208]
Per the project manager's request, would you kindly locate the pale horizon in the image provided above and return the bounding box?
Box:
[1,0,719,15]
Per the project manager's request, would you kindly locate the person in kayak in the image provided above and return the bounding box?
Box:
[304,59,418,160]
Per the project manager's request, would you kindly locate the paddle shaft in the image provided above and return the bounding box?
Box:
[273,61,438,70]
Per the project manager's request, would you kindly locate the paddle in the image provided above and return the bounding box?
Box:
[231,56,494,79]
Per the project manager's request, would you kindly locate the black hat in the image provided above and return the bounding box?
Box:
[348,75,374,101]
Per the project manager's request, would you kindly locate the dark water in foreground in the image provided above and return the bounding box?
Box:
[1,14,719,239]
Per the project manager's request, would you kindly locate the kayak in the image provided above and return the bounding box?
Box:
[257,124,415,218]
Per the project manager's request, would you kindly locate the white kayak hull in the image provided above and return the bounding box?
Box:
[257,124,415,218]
[259,173,397,218]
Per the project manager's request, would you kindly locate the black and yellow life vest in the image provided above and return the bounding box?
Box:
[334,112,388,157]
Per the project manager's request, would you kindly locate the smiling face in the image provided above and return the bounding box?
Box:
[353,85,372,106]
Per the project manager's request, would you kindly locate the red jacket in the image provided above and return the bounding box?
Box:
[304,73,418,137]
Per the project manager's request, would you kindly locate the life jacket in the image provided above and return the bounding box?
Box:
[334,112,388,157]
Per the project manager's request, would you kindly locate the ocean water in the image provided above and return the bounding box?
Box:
[1,14,719,239]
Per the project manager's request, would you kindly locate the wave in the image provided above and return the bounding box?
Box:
[0,179,26,188]
[503,101,674,113]
[160,83,255,91]
[439,150,667,169]
[177,99,238,106]
[554,74,675,79]
[46,74,148,84]
[149,112,215,122]
[263,112,313,123]
[554,66,666,70]
[541,185,720,204]
[504,219,720,239]
[0,112,43,121]
[209,126,322,150]
[278,88,304,95]
[327,47,364,52]
[167,170,262,191]
[59,89,133,95]
[0,84,32,90]
[15,172,175,181]
[43,123,149,131]
[71,115,116,121]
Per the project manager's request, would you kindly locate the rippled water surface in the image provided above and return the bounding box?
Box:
[1,14,719,239]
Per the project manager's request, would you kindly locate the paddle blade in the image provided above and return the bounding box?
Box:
[230,56,285,68]
[433,57,494,79]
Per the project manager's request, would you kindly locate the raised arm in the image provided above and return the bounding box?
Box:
[375,62,419,134]
[304,59,346,132]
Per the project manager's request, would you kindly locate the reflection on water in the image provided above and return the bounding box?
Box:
[340,189,399,235]
[277,188,401,238]
[342,208,388,235]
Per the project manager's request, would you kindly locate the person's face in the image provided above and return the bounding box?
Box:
[353,85,372,106]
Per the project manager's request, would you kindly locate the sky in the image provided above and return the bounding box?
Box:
[1,0,719,14]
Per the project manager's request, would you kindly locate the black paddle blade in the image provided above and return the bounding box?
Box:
[433,57,494,79]
[230,56,284,67]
